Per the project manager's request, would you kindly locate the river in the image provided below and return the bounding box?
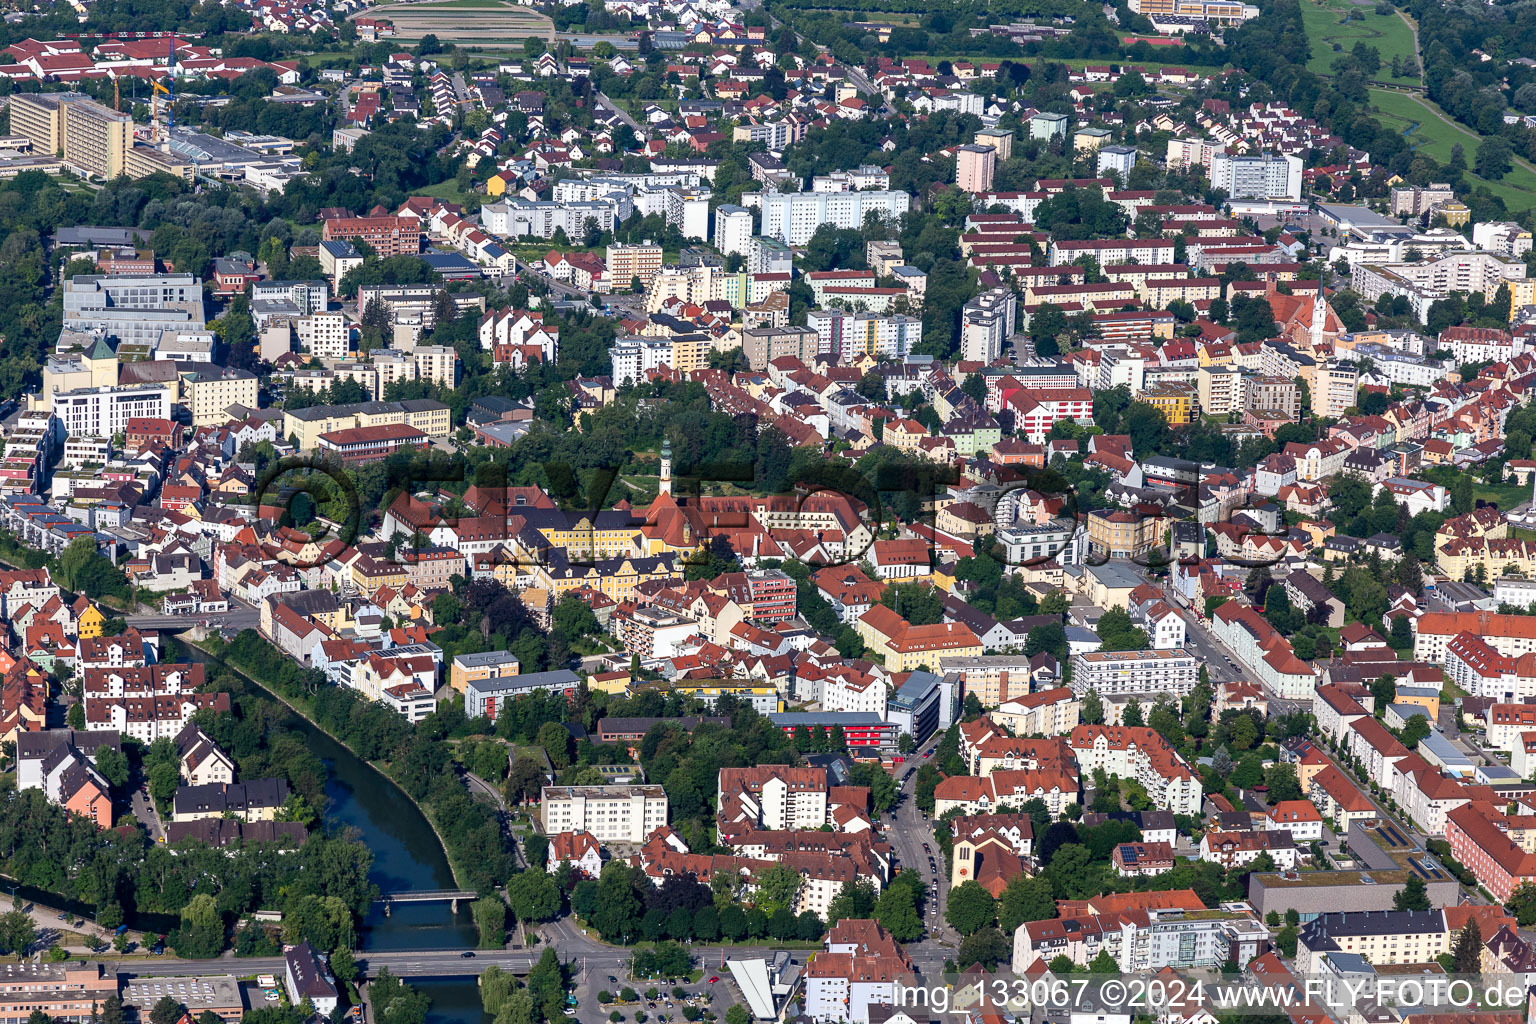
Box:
[178,642,491,1024]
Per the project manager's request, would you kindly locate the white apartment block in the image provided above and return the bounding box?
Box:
[1165,137,1224,172]
[718,765,832,831]
[759,190,911,245]
[298,312,351,360]
[1473,221,1533,259]
[1069,649,1199,698]
[1209,152,1302,201]
[665,187,711,241]
[807,309,923,362]
[713,204,753,257]
[51,384,173,440]
[540,784,669,843]
[1352,251,1530,324]
[961,287,1017,362]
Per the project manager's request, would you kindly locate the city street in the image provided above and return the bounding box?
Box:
[885,747,959,950]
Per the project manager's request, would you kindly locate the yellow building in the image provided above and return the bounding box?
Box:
[1085,509,1165,560]
[1137,383,1195,425]
[534,554,679,602]
[586,670,632,695]
[124,144,194,181]
[10,93,65,156]
[533,518,645,562]
[283,399,451,451]
[1511,278,1536,317]
[885,623,983,672]
[659,681,782,711]
[47,94,131,180]
[77,602,105,640]
[351,557,408,597]
[1437,202,1471,227]
[449,651,521,694]
[185,367,259,427]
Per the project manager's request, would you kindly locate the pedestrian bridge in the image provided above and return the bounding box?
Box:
[376,890,479,914]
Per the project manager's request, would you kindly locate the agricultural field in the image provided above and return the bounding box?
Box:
[351,0,555,47]
[1300,0,1417,78]
[1368,87,1536,211]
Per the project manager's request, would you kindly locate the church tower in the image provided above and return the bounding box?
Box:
[659,439,672,497]
[1309,289,1328,350]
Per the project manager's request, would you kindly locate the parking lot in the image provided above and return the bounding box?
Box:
[578,970,732,1024]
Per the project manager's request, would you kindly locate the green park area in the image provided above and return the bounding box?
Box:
[1368,88,1536,211]
[1301,0,1417,78]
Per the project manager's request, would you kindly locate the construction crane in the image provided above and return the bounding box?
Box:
[151,80,170,142]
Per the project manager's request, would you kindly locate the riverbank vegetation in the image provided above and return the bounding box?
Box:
[205,631,518,892]
[0,787,374,952]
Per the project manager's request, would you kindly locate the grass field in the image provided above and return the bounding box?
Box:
[1300,0,1418,77]
[1369,87,1536,210]
[352,0,554,44]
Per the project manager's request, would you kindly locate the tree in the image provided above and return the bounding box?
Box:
[1262,764,1301,803]
[537,721,574,769]
[473,897,507,949]
[1451,919,1482,975]
[67,703,85,730]
[0,911,36,957]
[956,927,1010,970]
[172,894,224,959]
[1400,713,1432,749]
[1395,874,1432,912]
[874,882,922,942]
[95,746,129,789]
[753,864,802,916]
[149,997,183,1024]
[1087,949,1120,973]
[591,862,644,943]
[506,870,561,923]
[944,881,997,935]
[725,1007,751,1024]
[1508,882,1536,926]
[1081,690,1105,725]
[330,947,357,985]
[998,874,1057,933]
[1370,673,1397,712]
[1477,137,1514,180]
[57,536,127,599]
[827,880,878,926]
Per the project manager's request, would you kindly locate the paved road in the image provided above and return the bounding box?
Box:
[594,91,642,133]
[886,747,958,949]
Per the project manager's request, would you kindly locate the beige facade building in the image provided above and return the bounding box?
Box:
[10,93,65,156]
[1311,362,1360,418]
[607,243,664,291]
[413,345,459,389]
[955,144,997,193]
[1197,363,1245,416]
[283,399,451,451]
[185,367,259,426]
[1245,374,1300,419]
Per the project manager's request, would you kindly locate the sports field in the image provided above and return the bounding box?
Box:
[1369,87,1536,211]
[1300,0,1417,78]
[353,0,554,46]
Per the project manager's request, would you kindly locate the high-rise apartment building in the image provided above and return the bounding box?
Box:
[961,287,1017,363]
[606,243,664,291]
[955,144,997,193]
